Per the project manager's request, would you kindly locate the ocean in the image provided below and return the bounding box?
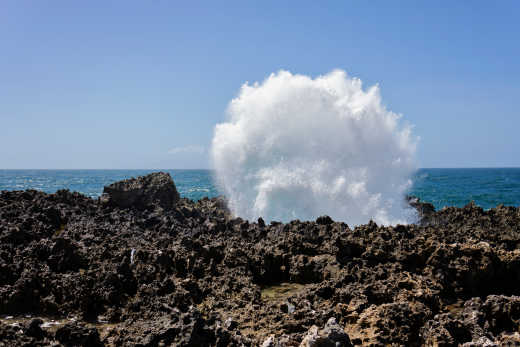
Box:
[0,168,519,211]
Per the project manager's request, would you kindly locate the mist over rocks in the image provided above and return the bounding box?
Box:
[1,173,520,346]
[212,70,417,226]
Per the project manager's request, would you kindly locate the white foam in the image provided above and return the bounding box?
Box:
[211,70,417,225]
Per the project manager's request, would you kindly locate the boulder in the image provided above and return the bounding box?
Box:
[101,172,180,210]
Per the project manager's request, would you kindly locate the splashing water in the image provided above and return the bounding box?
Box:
[211,70,417,225]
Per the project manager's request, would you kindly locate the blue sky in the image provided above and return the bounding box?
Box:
[1,1,519,169]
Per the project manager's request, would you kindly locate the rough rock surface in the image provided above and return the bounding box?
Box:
[100,171,179,210]
[0,173,520,346]
[299,318,352,346]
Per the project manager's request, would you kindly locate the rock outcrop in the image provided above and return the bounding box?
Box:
[100,171,179,210]
[1,174,520,346]
[406,195,436,224]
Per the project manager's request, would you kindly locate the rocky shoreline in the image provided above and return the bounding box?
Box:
[1,172,520,346]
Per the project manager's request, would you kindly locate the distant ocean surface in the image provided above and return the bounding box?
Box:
[0,169,519,211]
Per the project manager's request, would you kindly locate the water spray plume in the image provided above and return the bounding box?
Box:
[211,70,417,225]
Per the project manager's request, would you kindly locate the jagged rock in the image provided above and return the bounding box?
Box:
[224,317,238,331]
[300,318,352,346]
[261,335,277,347]
[406,195,435,224]
[101,171,180,210]
[1,180,520,346]
[421,295,520,345]
[0,322,45,347]
[316,215,334,225]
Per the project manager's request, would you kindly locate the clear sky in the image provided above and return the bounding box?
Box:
[1,1,519,169]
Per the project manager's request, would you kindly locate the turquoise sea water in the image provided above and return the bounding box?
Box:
[0,170,218,202]
[0,169,519,210]
[411,168,520,210]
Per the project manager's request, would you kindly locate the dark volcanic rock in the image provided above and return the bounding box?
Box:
[421,295,520,345]
[407,195,436,224]
[25,318,45,339]
[1,177,520,346]
[101,172,180,210]
[55,323,103,346]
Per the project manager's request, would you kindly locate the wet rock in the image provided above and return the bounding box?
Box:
[101,172,179,210]
[407,195,435,224]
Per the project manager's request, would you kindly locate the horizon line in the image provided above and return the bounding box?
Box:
[1,167,520,170]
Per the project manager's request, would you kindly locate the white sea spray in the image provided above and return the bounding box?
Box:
[212,70,418,225]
